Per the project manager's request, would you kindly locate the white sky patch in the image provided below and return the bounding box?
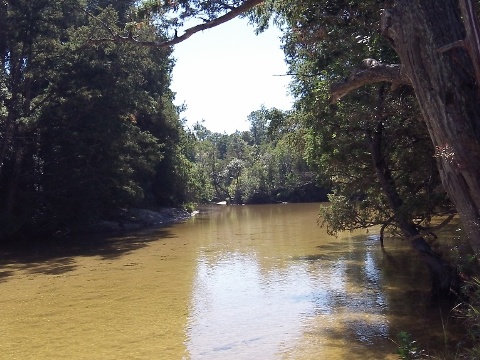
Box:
[171,17,293,134]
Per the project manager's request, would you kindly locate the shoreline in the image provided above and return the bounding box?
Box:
[93,207,197,233]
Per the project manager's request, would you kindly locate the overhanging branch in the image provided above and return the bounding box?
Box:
[88,0,265,48]
[330,59,411,103]
[408,213,456,242]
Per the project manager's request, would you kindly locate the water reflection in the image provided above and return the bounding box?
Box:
[187,253,308,358]
[184,204,431,359]
[190,251,392,358]
[183,206,364,359]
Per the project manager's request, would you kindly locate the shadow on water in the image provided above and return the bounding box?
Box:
[290,233,465,356]
[0,227,176,281]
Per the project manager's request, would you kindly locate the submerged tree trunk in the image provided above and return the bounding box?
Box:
[383,0,480,256]
[369,116,457,296]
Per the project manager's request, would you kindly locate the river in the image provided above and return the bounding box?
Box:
[0,203,463,359]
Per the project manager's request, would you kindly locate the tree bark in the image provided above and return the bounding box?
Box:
[382,0,480,256]
[3,144,24,219]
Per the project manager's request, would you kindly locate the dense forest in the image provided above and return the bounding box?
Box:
[0,0,189,240]
[3,0,480,356]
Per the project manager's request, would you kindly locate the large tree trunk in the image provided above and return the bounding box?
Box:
[383,0,480,256]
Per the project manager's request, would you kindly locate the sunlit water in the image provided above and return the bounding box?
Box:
[0,203,464,359]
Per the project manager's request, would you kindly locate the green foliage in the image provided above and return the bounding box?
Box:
[0,0,459,246]
[247,104,272,145]
[395,332,428,360]
[319,193,378,236]
[188,107,324,204]
[301,80,452,236]
[0,0,193,240]
[448,276,480,359]
[250,0,454,238]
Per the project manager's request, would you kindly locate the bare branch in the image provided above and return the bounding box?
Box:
[437,39,466,53]
[330,59,411,103]
[273,72,319,77]
[87,0,264,48]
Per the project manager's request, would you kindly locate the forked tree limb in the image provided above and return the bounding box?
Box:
[407,213,457,242]
[87,0,265,47]
[329,59,411,103]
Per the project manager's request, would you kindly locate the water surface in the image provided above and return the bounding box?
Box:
[0,203,462,359]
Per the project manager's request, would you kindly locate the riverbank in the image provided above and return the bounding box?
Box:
[93,207,197,233]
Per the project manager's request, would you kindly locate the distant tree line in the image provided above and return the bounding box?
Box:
[187,105,328,205]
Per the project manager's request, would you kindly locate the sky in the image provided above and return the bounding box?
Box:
[170,17,293,134]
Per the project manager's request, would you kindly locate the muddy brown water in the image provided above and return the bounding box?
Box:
[0,203,465,359]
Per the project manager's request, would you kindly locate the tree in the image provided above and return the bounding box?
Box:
[298,81,457,293]
[322,0,480,261]
[308,2,476,255]
[188,108,320,204]
[0,0,194,240]
[0,0,85,237]
[247,0,465,293]
[247,105,271,145]
[379,0,480,258]
[86,0,265,47]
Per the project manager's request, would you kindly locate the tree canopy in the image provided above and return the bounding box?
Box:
[81,0,480,259]
[187,106,326,205]
[0,0,203,240]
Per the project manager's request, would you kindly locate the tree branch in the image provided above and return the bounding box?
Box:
[407,213,456,242]
[329,59,411,103]
[87,0,265,48]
